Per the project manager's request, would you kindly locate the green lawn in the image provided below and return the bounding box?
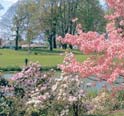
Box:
[0,48,87,68]
[107,110,124,116]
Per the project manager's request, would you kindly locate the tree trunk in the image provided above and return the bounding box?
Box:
[48,35,53,51]
[28,40,31,54]
[69,44,73,49]
[73,103,78,116]
[15,26,19,50]
[62,44,67,49]
[49,40,53,51]
[53,35,57,48]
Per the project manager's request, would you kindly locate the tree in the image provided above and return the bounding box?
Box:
[35,0,59,51]
[56,0,80,49]
[13,14,26,50]
[13,0,105,51]
[77,0,106,32]
[14,0,37,52]
[36,0,106,50]
[22,0,37,53]
[12,1,29,50]
[58,0,124,85]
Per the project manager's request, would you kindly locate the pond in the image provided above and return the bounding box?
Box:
[1,72,112,91]
[1,73,14,79]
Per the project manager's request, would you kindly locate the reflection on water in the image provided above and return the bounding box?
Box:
[1,73,14,79]
[1,73,123,91]
[84,78,111,92]
[85,76,124,91]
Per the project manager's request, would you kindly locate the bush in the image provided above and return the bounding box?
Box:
[1,62,124,116]
[0,66,21,72]
[0,66,60,72]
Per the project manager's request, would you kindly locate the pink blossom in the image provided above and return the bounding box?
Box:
[58,0,124,83]
[120,20,124,25]
[68,96,77,102]
[72,17,78,22]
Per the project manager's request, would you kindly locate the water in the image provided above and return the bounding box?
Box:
[1,72,122,91]
[1,73,14,79]
[1,73,106,88]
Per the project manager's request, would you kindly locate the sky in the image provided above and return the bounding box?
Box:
[0,0,18,17]
[100,0,105,4]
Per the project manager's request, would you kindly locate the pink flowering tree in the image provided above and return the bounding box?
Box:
[57,0,124,86]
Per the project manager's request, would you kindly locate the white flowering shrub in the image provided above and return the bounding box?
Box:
[88,90,118,115]
[51,72,92,116]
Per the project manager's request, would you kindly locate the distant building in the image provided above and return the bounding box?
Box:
[0,38,2,47]
[1,39,15,48]
[32,33,46,44]
[21,43,47,49]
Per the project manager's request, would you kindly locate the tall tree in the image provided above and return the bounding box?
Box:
[56,0,80,49]
[77,0,106,32]
[35,0,59,51]
[14,0,37,51]
[36,0,106,50]
[13,14,26,50]
[14,0,106,51]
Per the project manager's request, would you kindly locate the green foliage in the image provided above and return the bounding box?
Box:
[114,90,124,110]
[0,66,21,72]
[87,90,98,99]
[13,0,106,50]
[0,77,9,86]
[77,0,106,32]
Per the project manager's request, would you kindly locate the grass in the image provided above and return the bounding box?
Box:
[0,48,87,69]
[106,110,124,116]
